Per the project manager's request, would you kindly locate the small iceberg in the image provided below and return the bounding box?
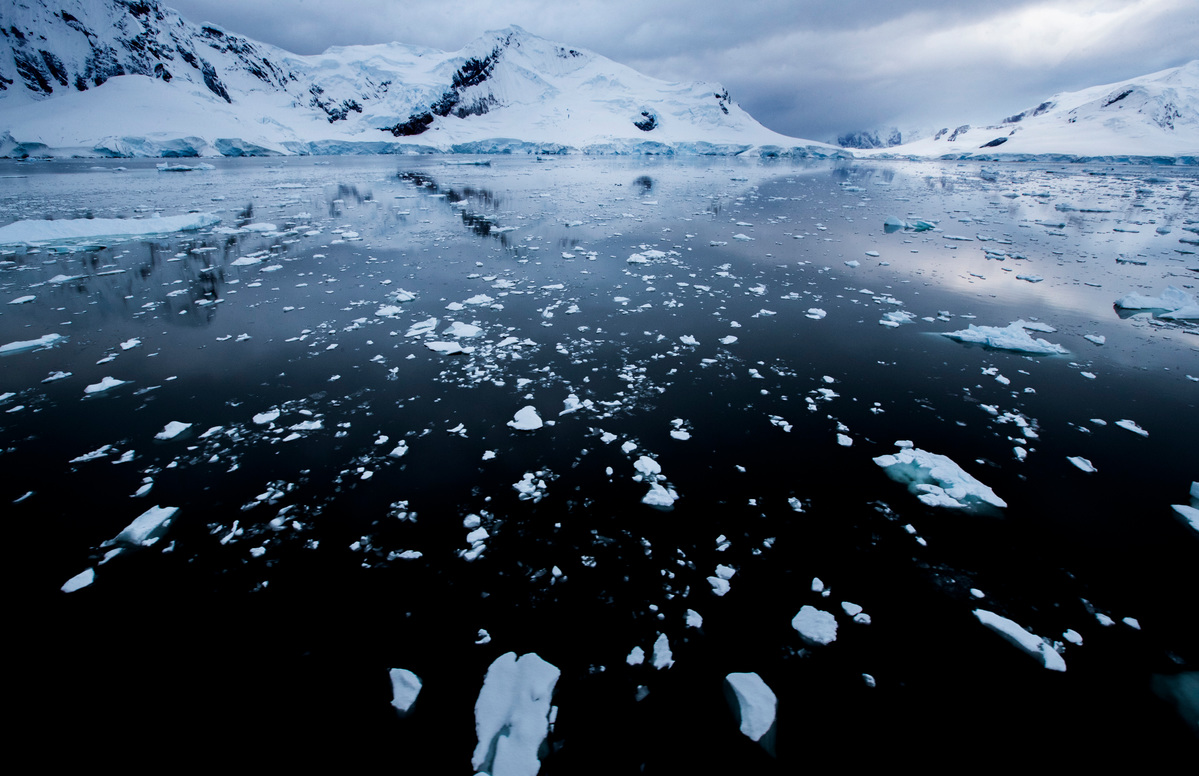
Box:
[1,332,65,355]
[941,321,1068,355]
[973,608,1066,671]
[472,652,560,776]
[792,605,838,646]
[723,672,778,755]
[1114,285,1199,320]
[874,442,1007,508]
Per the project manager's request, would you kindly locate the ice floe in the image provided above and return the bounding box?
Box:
[973,608,1066,672]
[0,213,219,246]
[1115,285,1199,319]
[472,652,560,776]
[791,605,838,646]
[508,406,544,431]
[83,376,130,394]
[1,333,65,355]
[102,505,179,556]
[155,421,192,441]
[941,321,1068,355]
[388,668,422,716]
[873,443,1007,509]
[724,672,777,751]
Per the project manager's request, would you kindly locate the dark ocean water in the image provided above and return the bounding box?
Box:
[3,156,1196,768]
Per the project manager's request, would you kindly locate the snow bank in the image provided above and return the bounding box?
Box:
[973,608,1066,671]
[0,213,219,246]
[941,321,1068,355]
[473,652,560,776]
[874,443,1007,508]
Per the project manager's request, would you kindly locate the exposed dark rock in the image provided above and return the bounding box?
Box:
[634,111,657,131]
[199,58,230,102]
[947,124,970,141]
[154,62,171,82]
[1103,88,1134,107]
[13,49,53,94]
[1004,101,1053,123]
[39,50,69,86]
[383,113,435,137]
[933,127,948,140]
[980,137,1008,148]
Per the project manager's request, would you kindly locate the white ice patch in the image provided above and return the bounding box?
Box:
[1115,419,1148,437]
[61,567,95,593]
[942,321,1068,355]
[472,652,560,776]
[102,505,179,554]
[724,672,777,744]
[973,608,1066,672]
[792,605,838,645]
[651,633,674,669]
[1,333,66,355]
[1067,456,1097,473]
[1114,285,1198,318]
[873,444,1007,509]
[84,376,130,394]
[508,406,543,431]
[443,321,483,338]
[389,668,422,715]
[0,212,219,246]
[154,421,192,440]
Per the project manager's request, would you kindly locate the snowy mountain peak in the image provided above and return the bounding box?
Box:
[1,1,832,157]
[882,60,1199,161]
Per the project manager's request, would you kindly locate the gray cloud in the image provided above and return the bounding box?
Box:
[165,0,1199,142]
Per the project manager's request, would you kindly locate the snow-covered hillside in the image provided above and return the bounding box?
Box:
[877,61,1199,163]
[0,0,834,157]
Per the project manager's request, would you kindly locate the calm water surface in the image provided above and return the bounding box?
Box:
[3,156,1196,767]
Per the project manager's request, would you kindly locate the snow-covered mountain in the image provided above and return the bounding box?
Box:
[878,61,1199,163]
[0,0,834,157]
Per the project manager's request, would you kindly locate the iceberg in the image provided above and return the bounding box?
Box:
[973,608,1066,671]
[723,672,777,754]
[791,605,838,646]
[155,421,192,440]
[0,213,219,246]
[941,321,1068,355]
[473,652,560,776]
[1172,504,1199,534]
[873,443,1007,508]
[61,567,95,593]
[652,633,674,669]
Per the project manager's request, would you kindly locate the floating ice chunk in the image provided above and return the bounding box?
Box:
[0,212,219,246]
[102,505,179,552]
[679,335,700,346]
[253,409,280,425]
[715,564,736,581]
[8,295,35,305]
[873,444,1006,508]
[724,672,777,748]
[1171,504,1199,533]
[1084,334,1106,346]
[879,310,915,327]
[560,394,583,415]
[973,609,1066,671]
[1,333,65,355]
[389,668,422,715]
[942,322,1068,355]
[426,341,472,355]
[708,576,731,596]
[686,609,703,628]
[1067,456,1097,473]
[154,421,192,441]
[513,472,548,503]
[375,305,406,318]
[633,456,662,480]
[652,633,674,669]
[42,371,72,383]
[1063,629,1083,646]
[719,335,739,344]
[1114,285,1196,315]
[84,376,129,394]
[1115,419,1148,437]
[732,233,754,241]
[405,317,438,337]
[844,260,860,268]
[389,441,409,458]
[643,483,679,509]
[61,567,95,593]
[837,434,853,447]
[627,646,645,665]
[119,338,141,350]
[443,321,483,338]
[508,406,543,431]
[792,605,837,645]
[806,308,826,320]
[473,652,560,776]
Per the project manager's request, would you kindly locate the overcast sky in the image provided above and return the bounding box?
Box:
[164,0,1199,142]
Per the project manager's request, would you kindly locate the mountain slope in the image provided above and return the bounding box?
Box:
[879,61,1199,162]
[0,0,832,157]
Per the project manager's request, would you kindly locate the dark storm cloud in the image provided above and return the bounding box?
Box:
[165,0,1199,142]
